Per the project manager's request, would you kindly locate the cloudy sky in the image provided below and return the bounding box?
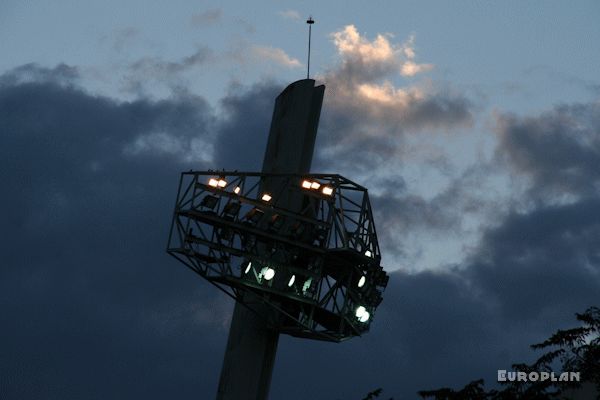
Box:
[1,1,599,399]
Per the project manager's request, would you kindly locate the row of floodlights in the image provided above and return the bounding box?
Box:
[208,178,242,195]
[244,257,384,292]
[206,178,333,201]
[301,180,334,196]
[243,261,370,323]
[244,261,307,287]
[207,178,272,201]
[244,262,314,294]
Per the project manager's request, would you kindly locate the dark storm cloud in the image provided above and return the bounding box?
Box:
[316,86,473,173]
[0,63,79,86]
[466,198,600,322]
[212,81,280,170]
[495,101,600,199]
[129,47,214,76]
[123,47,214,96]
[0,64,228,399]
[371,184,461,240]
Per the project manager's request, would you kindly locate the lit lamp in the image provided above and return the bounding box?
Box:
[261,193,272,202]
[355,306,370,323]
[261,267,275,281]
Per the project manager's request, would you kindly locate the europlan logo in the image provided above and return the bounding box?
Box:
[498,370,581,383]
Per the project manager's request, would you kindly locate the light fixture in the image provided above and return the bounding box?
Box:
[360,312,370,323]
[262,267,275,281]
[234,186,241,194]
[355,306,370,323]
[302,180,312,189]
[302,277,313,293]
[244,207,264,224]
[261,193,272,202]
[322,186,334,196]
[244,262,252,274]
[217,179,227,187]
[364,250,373,258]
[223,202,241,217]
[288,275,296,287]
[373,266,389,288]
[357,275,366,288]
[310,181,321,189]
[208,178,219,187]
[269,214,285,232]
[200,194,219,209]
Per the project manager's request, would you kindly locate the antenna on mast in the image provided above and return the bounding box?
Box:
[306,16,314,79]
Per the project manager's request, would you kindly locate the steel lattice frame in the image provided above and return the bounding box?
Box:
[167,171,388,342]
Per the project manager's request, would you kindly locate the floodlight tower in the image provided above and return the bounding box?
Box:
[167,18,388,400]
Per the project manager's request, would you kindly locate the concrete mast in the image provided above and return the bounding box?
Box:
[216,79,325,400]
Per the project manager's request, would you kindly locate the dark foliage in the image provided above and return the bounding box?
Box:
[417,307,600,399]
[358,387,393,400]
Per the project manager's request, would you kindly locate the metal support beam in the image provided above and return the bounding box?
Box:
[216,79,325,400]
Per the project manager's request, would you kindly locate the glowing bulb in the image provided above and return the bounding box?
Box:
[359,311,370,323]
[217,179,227,187]
[234,186,241,194]
[302,180,312,189]
[364,250,373,258]
[288,275,296,287]
[262,267,275,281]
[358,275,366,288]
[261,193,272,202]
[322,186,334,196]
[310,181,321,189]
[355,306,370,322]
[244,262,252,274]
[302,278,312,293]
[208,178,219,187]
[355,306,366,318]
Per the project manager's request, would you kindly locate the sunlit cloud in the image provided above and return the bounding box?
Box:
[357,82,425,105]
[251,45,302,68]
[318,25,471,165]
[401,60,433,77]
[331,25,433,81]
[332,25,396,63]
[400,34,433,76]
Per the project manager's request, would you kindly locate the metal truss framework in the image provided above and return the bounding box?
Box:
[167,171,389,342]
